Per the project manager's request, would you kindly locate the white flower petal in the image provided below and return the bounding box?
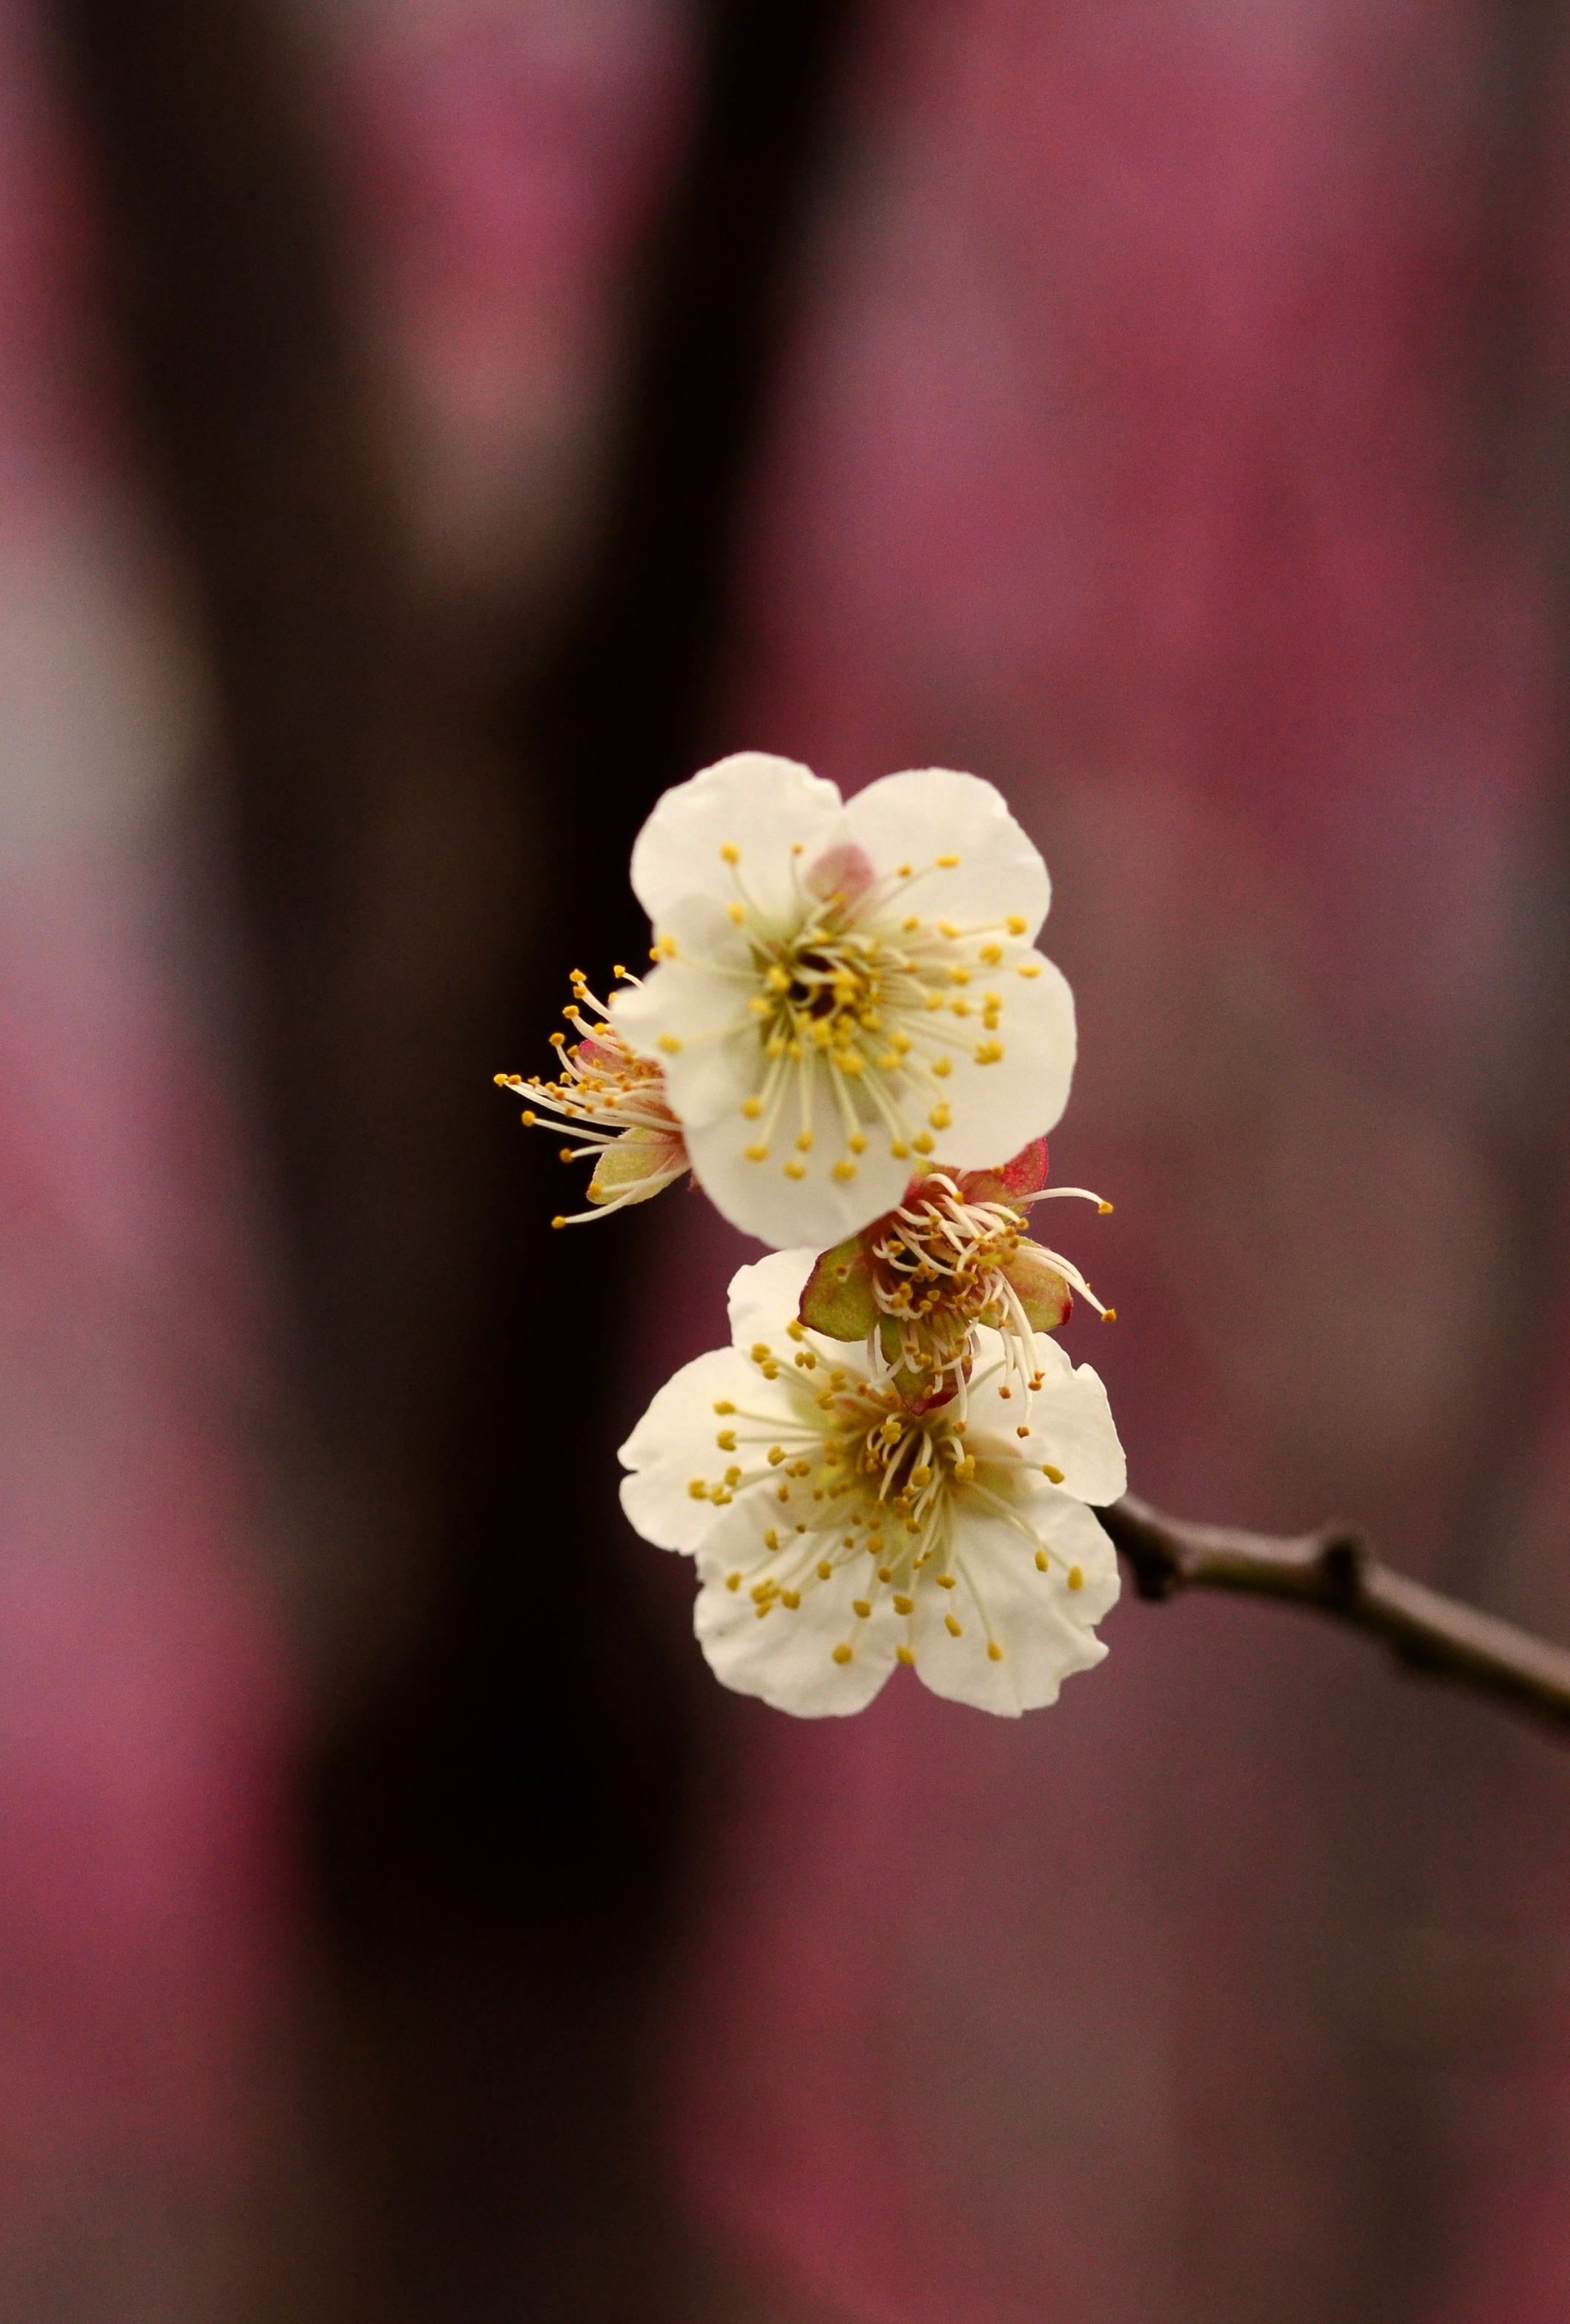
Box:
[616,1346,765,1552]
[630,751,844,927]
[966,1335,1127,1505]
[909,1496,1117,1715]
[925,949,1077,1169]
[843,767,1050,932]
[685,1100,911,1245]
[610,957,758,1128]
[693,1504,901,1716]
[724,1248,817,1349]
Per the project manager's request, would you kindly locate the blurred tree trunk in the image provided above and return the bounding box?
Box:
[47,0,854,2314]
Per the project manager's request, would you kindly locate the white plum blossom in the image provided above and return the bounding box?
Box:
[496,969,687,1224]
[619,1249,1124,1717]
[608,753,1076,1248]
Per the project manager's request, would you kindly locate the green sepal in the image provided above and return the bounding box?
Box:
[799,1234,882,1340]
[587,1130,675,1206]
[1000,1242,1073,1329]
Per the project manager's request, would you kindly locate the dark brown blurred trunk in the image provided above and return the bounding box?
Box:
[47,0,854,2314]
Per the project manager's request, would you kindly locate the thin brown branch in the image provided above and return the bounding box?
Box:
[1104,1495,1570,1737]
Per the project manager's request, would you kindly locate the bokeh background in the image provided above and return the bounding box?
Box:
[5,0,1570,2317]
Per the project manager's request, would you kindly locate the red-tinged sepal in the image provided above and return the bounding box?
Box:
[955,1138,1049,1212]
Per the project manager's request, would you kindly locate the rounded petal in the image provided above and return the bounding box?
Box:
[909,1497,1117,1714]
[693,1503,901,1716]
[617,1346,774,1553]
[724,1248,817,1350]
[926,949,1077,1168]
[630,752,844,928]
[844,768,1050,933]
[686,1096,911,1247]
[967,1335,1127,1506]
[607,950,756,1128]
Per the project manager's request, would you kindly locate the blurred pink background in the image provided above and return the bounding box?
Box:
[4,0,1570,2317]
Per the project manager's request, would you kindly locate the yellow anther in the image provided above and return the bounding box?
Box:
[902,914,920,931]
[839,1052,864,1076]
[929,1105,951,1130]
[725,1571,742,1590]
[1006,915,1026,935]
[1099,1199,1114,1214]
[1068,1565,1084,1591]
[979,942,1002,964]
[1035,1550,1049,1571]
[719,842,740,863]
[713,1400,736,1415]
[832,1159,858,1180]
[784,1159,806,1179]
[931,1056,951,1077]
[986,1641,1003,1662]
[768,1446,785,1466]
[896,1645,915,1666]
[690,1481,710,1500]
[945,1613,963,1636]
[1016,1425,1031,1440]
[764,1529,779,1551]
[936,852,961,868]
[520,1109,537,1125]
[550,1215,568,1230]
[786,1322,805,1340]
[937,1573,957,1590]
[749,995,772,1017]
[974,1041,1004,1064]
[911,1464,932,1487]
[949,964,970,985]
[742,1095,762,1119]
[724,1466,742,1487]
[832,1643,854,1664]
[951,998,971,1017]
[893,1593,914,1616]
[848,1132,868,1154]
[657,1034,682,1053]
[751,1342,771,1360]
[1017,961,1040,978]
[817,1561,834,1581]
[548,1030,566,1047]
[937,920,960,939]
[745,1142,769,1162]
[911,1134,934,1156]
[716,1429,736,1451]
[727,900,746,924]
[781,1589,801,1609]
[853,1599,871,1619]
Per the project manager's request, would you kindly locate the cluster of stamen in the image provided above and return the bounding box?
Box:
[688,1323,1087,1671]
[658,841,1043,1187]
[495,969,687,1226]
[873,1173,1115,1405]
